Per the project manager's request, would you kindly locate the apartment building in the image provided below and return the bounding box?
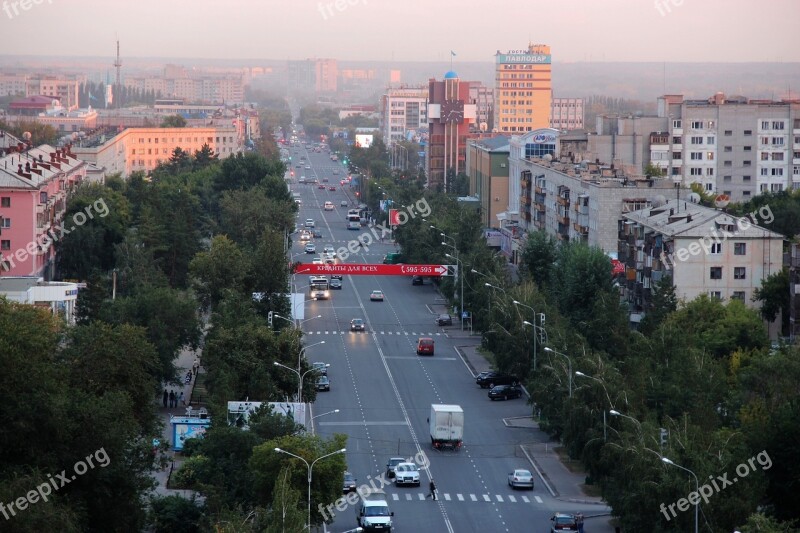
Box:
[659,93,800,202]
[619,198,784,324]
[467,82,494,132]
[0,144,89,279]
[466,136,510,228]
[125,73,245,104]
[70,126,241,177]
[380,86,428,145]
[287,58,338,93]
[494,44,552,133]
[0,75,81,108]
[502,129,677,259]
[550,98,585,130]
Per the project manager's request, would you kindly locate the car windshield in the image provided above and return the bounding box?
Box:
[397,464,417,472]
[555,516,576,525]
[515,470,531,477]
[365,507,390,517]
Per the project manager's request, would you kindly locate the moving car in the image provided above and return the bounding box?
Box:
[411,275,423,286]
[316,375,330,391]
[299,231,311,241]
[330,278,342,289]
[343,472,357,494]
[436,313,453,326]
[305,219,315,228]
[416,337,435,356]
[304,243,316,254]
[323,245,336,256]
[318,184,326,189]
[508,469,534,490]
[312,229,323,238]
[488,384,523,400]
[324,201,334,211]
[312,362,328,376]
[332,169,340,175]
[476,372,519,389]
[305,165,311,169]
[350,318,365,331]
[385,457,405,479]
[393,462,420,486]
[329,186,336,191]
[340,200,348,207]
[322,177,329,183]
[550,513,578,532]
[331,274,343,280]
[370,290,384,301]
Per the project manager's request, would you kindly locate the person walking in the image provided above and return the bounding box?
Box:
[576,512,585,533]
[168,390,175,408]
[162,389,168,408]
[192,358,199,375]
[428,479,437,500]
[179,391,185,406]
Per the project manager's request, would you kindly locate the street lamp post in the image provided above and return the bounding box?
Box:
[310,408,339,435]
[575,371,612,441]
[543,347,572,397]
[515,300,546,371]
[445,252,465,330]
[275,447,347,531]
[662,457,699,533]
[273,340,326,402]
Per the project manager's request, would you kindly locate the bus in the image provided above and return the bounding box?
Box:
[309,276,330,300]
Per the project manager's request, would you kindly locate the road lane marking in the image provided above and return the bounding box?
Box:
[470,494,477,502]
[318,421,409,426]
[521,496,530,503]
[418,493,426,500]
[457,494,464,501]
[444,493,451,501]
[508,495,516,502]
[392,494,399,501]
[496,495,504,502]
[406,494,412,501]
[483,495,491,502]
[535,496,543,503]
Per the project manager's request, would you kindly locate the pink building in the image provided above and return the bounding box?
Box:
[0,143,88,279]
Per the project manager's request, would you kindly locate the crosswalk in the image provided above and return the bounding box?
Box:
[388,492,543,504]
[306,331,444,336]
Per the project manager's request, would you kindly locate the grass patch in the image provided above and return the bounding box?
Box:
[554,446,584,474]
[476,345,496,366]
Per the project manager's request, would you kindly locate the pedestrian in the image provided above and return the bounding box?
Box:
[193,358,199,375]
[576,512,584,533]
[179,391,185,406]
[162,389,168,408]
[428,479,437,500]
[168,390,175,408]
[185,372,192,385]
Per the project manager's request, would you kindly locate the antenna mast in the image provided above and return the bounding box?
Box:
[113,39,122,108]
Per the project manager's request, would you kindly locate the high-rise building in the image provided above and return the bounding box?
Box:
[426,71,477,191]
[287,58,338,93]
[494,44,552,133]
[467,82,494,132]
[379,86,428,145]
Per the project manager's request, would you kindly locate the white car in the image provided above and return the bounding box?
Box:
[304,243,316,254]
[323,245,336,256]
[393,463,420,486]
[508,469,534,490]
[324,201,334,211]
[305,219,315,228]
[299,231,311,241]
[370,290,385,301]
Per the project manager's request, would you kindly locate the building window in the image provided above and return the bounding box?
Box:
[710,243,722,254]
[710,267,722,279]
[772,121,785,130]
[744,145,752,151]
[705,183,713,191]
[672,120,681,129]
[691,136,703,145]
[690,168,702,176]
[723,175,732,182]
[672,151,681,159]
[734,242,746,255]
[743,190,751,196]
[743,175,751,182]
[691,121,703,129]
[39,192,47,204]
[0,240,9,251]
[1,218,9,228]
[707,152,714,160]
[744,130,752,136]
[0,197,9,208]
[672,136,682,144]
[724,146,732,152]
[709,291,722,300]
[724,161,732,167]
[734,267,746,280]
[690,152,702,160]
[743,160,751,166]
[732,291,746,301]
[707,136,715,144]
[761,120,770,130]
[724,130,732,136]
[707,168,714,176]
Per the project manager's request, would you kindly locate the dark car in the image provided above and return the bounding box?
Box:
[550,513,578,532]
[385,457,405,478]
[330,278,342,290]
[411,275,423,285]
[331,274,343,280]
[322,177,329,183]
[436,313,453,326]
[342,471,357,494]
[488,384,523,400]
[312,229,323,238]
[476,371,519,389]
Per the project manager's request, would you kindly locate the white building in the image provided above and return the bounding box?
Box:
[379,86,428,145]
[0,277,80,324]
[550,98,584,130]
[619,198,784,324]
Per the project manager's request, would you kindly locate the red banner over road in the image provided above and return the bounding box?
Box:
[295,263,452,276]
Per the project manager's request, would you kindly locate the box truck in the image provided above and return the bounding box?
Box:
[429,404,463,450]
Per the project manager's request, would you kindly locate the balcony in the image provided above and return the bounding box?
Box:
[520,195,531,205]
[556,195,570,207]
[534,203,545,212]
[573,222,588,235]
[534,185,545,194]
[557,214,570,226]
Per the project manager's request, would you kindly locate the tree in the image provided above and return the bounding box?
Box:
[753,268,789,335]
[264,467,306,533]
[190,235,251,309]
[639,274,678,335]
[148,495,204,533]
[75,271,110,324]
[161,114,187,128]
[520,230,558,288]
[194,143,216,167]
[644,162,664,177]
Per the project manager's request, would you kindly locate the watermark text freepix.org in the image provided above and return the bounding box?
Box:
[0,197,109,272]
[0,447,110,521]
[2,0,52,20]
[654,0,684,16]
[660,450,772,521]
[318,0,367,20]
[333,197,431,262]
[661,205,774,269]
[318,450,430,522]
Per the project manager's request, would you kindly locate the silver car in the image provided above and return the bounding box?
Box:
[508,468,534,489]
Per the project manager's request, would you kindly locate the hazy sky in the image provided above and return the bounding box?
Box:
[2,0,799,63]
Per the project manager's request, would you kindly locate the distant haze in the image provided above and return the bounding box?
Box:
[1,0,799,62]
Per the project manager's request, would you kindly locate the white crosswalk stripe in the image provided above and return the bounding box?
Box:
[508,495,516,503]
[522,495,530,503]
[496,495,504,502]
[418,493,426,500]
[482,494,491,502]
[392,493,399,501]
[443,493,451,501]
[535,496,543,503]
[457,493,464,501]
[470,494,478,502]
[377,492,542,504]
[405,494,412,501]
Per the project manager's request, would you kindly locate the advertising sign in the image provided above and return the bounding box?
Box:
[389,209,400,226]
[355,134,373,148]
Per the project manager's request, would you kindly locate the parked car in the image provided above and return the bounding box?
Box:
[411,275,423,285]
[476,372,519,389]
[330,278,342,289]
[508,469,534,490]
[385,457,405,479]
[488,384,523,400]
[312,362,328,376]
[436,313,453,326]
[316,375,330,391]
[370,290,384,301]
[343,472,357,494]
[416,337,435,356]
[350,318,365,331]
[550,513,578,532]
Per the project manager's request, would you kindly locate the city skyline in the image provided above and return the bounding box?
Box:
[0,0,799,63]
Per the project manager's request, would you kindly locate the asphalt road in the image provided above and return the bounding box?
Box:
[285,142,607,533]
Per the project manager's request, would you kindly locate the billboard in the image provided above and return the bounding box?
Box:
[355,134,373,148]
[227,401,307,429]
[389,209,401,226]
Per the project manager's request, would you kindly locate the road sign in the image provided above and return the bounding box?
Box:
[295,263,454,276]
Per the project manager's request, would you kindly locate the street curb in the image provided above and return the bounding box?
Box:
[453,345,477,377]
[520,444,557,498]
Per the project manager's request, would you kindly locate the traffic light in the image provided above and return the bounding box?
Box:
[355,192,360,198]
[659,428,668,448]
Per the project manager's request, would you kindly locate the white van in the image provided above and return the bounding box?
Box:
[356,489,393,531]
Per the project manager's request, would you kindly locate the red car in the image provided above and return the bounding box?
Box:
[329,186,336,191]
[318,184,325,189]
